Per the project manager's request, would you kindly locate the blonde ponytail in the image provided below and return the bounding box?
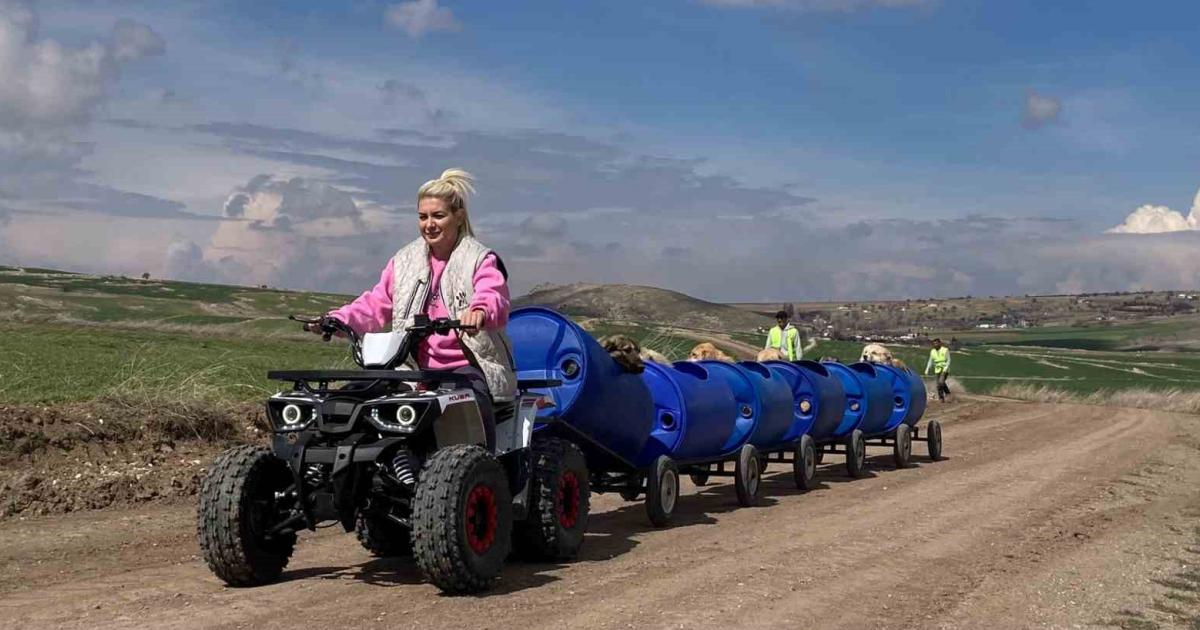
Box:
[418,168,476,237]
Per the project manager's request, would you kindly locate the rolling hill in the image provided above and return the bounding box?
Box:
[514,283,771,332]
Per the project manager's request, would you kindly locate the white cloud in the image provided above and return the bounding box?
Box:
[384,0,461,38]
[1022,90,1061,129]
[1107,187,1200,234]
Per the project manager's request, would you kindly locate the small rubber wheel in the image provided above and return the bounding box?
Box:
[689,466,710,487]
[893,424,912,469]
[814,447,825,465]
[927,420,943,461]
[793,435,816,491]
[645,456,678,527]
[758,455,770,474]
[619,485,641,502]
[734,444,762,507]
[845,430,867,479]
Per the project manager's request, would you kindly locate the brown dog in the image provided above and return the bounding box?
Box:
[756,348,787,362]
[640,347,669,365]
[598,334,645,374]
[688,342,734,363]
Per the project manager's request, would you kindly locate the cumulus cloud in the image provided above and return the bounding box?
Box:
[110,18,165,62]
[1107,187,1200,234]
[196,175,369,288]
[385,0,461,38]
[1022,90,1062,129]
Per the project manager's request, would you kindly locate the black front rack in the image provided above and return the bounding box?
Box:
[267,369,472,384]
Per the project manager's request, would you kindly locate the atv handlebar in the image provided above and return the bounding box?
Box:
[290,313,477,369]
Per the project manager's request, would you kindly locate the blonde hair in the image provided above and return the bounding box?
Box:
[418,168,476,237]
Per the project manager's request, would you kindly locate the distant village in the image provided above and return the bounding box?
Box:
[754,290,1199,345]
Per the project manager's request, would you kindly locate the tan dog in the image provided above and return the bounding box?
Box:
[890,358,907,370]
[640,348,669,365]
[860,343,894,364]
[597,334,645,374]
[756,348,787,362]
[688,342,734,363]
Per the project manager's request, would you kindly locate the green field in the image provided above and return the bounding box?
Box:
[1,266,1198,406]
[809,340,1200,395]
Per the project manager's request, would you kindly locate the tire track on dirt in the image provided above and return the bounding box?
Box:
[0,401,1189,630]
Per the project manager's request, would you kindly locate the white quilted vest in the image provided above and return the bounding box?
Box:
[390,235,518,401]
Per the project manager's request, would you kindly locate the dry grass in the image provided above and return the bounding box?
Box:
[993,383,1200,415]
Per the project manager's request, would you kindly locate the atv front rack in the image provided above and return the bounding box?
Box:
[268,370,562,392]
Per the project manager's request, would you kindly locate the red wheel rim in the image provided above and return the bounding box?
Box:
[465,484,497,554]
[556,471,580,529]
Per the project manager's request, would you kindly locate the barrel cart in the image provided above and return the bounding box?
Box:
[860,363,942,464]
[642,359,793,510]
[506,308,772,526]
[748,360,847,490]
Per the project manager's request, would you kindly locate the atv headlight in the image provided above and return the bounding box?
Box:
[268,399,314,431]
[282,404,304,425]
[366,402,428,433]
[395,404,417,427]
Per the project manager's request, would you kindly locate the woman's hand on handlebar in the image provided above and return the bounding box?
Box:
[457,308,486,334]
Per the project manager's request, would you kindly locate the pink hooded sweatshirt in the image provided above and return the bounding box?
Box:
[329,253,510,370]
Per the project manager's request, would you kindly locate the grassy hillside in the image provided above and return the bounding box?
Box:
[1,266,1198,407]
[515,283,771,332]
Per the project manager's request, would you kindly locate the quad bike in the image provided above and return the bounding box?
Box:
[197,314,589,594]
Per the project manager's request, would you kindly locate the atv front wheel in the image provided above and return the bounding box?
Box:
[356,509,413,557]
[513,437,590,561]
[412,445,513,593]
[197,445,297,586]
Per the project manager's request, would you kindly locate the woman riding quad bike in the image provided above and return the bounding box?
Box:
[196,170,589,594]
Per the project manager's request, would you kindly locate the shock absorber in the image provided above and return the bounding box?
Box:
[391,449,416,487]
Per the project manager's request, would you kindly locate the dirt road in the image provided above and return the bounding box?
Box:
[2,399,1199,629]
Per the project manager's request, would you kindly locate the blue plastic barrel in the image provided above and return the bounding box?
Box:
[698,361,793,454]
[871,363,916,434]
[637,361,739,466]
[904,369,927,427]
[764,360,845,444]
[821,361,875,440]
[507,307,655,464]
[847,362,896,436]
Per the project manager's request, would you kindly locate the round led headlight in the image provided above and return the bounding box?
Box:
[798,399,812,414]
[849,402,861,412]
[281,403,304,425]
[395,405,417,427]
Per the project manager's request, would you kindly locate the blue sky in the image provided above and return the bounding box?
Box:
[1,0,1198,301]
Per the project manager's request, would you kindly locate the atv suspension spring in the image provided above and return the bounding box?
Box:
[391,450,416,487]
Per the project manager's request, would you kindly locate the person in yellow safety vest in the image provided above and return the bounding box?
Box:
[765,310,802,361]
[924,337,952,402]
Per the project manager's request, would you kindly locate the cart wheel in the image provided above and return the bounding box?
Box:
[814,447,825,465]
[619,485,641,502]
[689,466,710,487]
[793,435,816,491]
[845,430,867,479]
[734,444,762,507]
[927,420,943,461]
[893,424,912,469]
[645,456,678,527]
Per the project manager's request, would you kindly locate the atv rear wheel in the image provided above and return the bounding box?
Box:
[197,445,296,586]
[513,437,590,561]
[355,509,413,557]
[412,445,513,593]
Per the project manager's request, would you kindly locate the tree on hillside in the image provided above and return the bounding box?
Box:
[141,272,151,280]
